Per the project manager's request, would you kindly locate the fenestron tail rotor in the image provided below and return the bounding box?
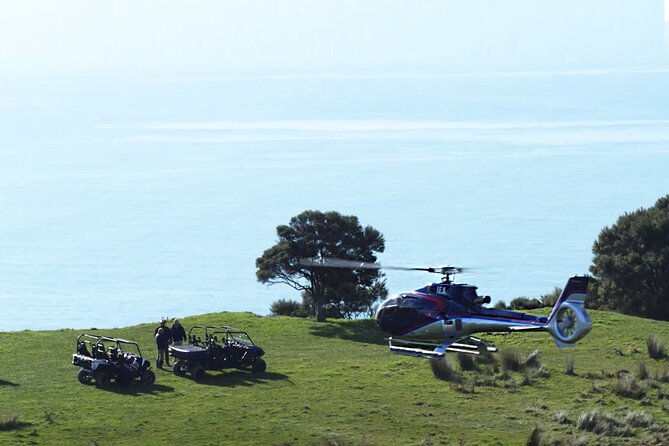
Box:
[298,257,465,277]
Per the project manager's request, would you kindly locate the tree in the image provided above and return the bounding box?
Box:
[589,194,669,320]
[256,210,387,322]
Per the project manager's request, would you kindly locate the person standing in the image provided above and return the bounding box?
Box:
[155,327,170,368]
[171,319,186,346]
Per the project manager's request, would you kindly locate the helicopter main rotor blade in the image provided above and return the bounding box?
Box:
[299,257,464,275]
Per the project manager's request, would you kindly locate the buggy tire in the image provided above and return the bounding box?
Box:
[95,371,111,388]
[78,369,94,385]
[173,360,188,377]
[140,370,156,386]
[251,358,267,374]
[191,366,206,382]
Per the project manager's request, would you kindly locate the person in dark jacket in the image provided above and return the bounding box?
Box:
[155,327,170,368]
[171,319,187,346]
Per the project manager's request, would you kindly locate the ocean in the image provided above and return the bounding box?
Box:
[1,71,668,331]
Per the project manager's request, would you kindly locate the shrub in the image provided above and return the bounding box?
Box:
[540,287,562,308]
[493,300,508,310]
[647,335,666,360]
[269,299,306,317]
[509,297,543,310]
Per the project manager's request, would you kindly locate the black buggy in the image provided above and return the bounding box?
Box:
[169,325,266,381]
[72,334,156,388]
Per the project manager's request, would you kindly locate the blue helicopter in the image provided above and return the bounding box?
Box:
[300,258,592,359]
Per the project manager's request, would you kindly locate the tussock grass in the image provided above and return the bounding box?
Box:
[638,361,650,380]
[552,410,571,425]
[613,373,648,399]
[564,355,575,376]
[576,409,656,437]
[456,353,477,371]
[0,414,20,431]
[501,349,524,372]
[576,409,632,436]
[647,335,666,360]
[430,357,457,381]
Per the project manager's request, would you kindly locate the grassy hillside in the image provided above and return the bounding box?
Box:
[1,310,669,445]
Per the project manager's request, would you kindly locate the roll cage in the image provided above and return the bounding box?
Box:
[187,325,258,348]
[75,333,144,361]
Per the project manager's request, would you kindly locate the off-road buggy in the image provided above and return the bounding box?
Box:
[169,325,266,381]
[72,334,156,387]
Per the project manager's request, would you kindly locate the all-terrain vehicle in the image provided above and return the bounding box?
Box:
[169,325,266,381]
[72,334,156,387]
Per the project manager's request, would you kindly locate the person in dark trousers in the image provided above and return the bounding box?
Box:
[155,327,170,368]
[171,319,186,346]
[154,318,172,367]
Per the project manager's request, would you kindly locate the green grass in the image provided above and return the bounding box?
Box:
[1,310,669,445]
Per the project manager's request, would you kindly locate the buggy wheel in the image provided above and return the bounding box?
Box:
[95,371,111,388]
[77,369,94,385]
[191,366,206,382]
[251,358,266,374]
[173,360,188,377]
[140,370,156,386]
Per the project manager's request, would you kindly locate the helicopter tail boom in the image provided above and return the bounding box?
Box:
[544,276,592,348]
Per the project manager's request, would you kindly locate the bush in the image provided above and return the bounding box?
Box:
[647,335,666,360]
[493,300,508,310]
[269,299,307,317]
[509,297,543,310]
[540,287,562,308]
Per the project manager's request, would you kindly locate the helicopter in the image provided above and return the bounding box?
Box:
[300,257,592,359]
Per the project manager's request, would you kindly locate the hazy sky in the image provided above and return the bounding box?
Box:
[0,0,666,81]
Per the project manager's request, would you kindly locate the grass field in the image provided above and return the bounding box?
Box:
[1,310,669,445]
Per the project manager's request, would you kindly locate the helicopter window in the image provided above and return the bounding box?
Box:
[463,288,479,303]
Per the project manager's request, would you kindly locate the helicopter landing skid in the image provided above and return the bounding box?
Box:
[388,336,497,359]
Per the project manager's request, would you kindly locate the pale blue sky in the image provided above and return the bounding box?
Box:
[0,0,666,81]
